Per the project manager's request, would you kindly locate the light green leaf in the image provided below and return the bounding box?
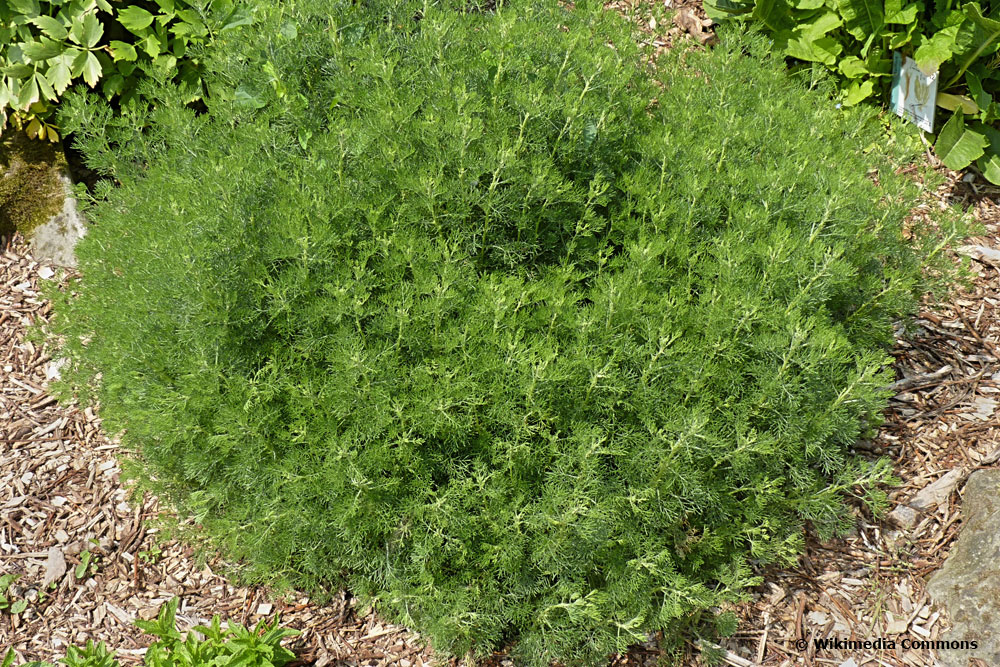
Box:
[10,600,27,615]
[977,152,1000,183]
[34,71,55,101]
[937,91,979,113]
[152,54,177,72]
[887,21,918,48]
[234,85,265,109]
[117,6,155,33]
[843,78,875,105]
[81,11,103,48]
[836,0,884,41]
[935,110,987,169]
[839,55,869,78]
[109,40,138,61]
[81,51,102,87]
[75,551,92,578]
[17,76,39,109]
[914,25,960,71]
[220,7,254,31]
[144,33,164,57]
[785,34,843,64]
[9,0,40,17]
[884,0,919,24]
[803,11,844,38]
[30,16,68,41]
[0,574,18,595]
[46,59,72,94]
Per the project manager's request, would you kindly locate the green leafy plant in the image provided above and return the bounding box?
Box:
[0,0,252,141]
[48,0,959,663]
[0,573,27,615]
[74,550,99,579]
[704,0,1000,179]
[138,545,162,565]
[1,598,298,667]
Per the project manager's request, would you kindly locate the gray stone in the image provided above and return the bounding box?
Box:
[28,171,86,267]
[888,503,920,530]
[0,131,86,267]
[927,469,1000,667]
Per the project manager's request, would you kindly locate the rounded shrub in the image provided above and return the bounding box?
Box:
[51,1,949,664]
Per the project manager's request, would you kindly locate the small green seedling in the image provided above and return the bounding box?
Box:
[75,551,98,579]
[138,545,162,565]
[0,574,18,613]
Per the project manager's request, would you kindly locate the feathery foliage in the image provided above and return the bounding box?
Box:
[49,1,953,663]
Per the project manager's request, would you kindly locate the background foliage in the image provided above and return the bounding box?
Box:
[0,0,251,141]
[48,0,956,663]
[704,0,1000,180]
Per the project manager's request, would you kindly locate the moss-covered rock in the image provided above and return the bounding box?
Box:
[0,131,68,238]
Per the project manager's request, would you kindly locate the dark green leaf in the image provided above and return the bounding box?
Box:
[836,0,884,40]
[30,15,68,41]
[1,63,35,78]
[21,39,66,62]
[752,0,794,32]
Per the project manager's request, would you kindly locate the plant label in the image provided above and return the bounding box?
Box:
[891,52,938,133]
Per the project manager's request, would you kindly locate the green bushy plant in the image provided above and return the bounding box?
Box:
[704,0,1000,179]
[48,0,956,663]
[1,598,298,667]
[0,0,251,141]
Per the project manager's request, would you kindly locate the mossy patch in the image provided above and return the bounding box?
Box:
[0,132,68,237]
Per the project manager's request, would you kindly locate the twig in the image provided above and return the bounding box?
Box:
[885,365,952,393]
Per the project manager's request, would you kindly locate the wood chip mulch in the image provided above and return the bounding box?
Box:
[0,233,435,667]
